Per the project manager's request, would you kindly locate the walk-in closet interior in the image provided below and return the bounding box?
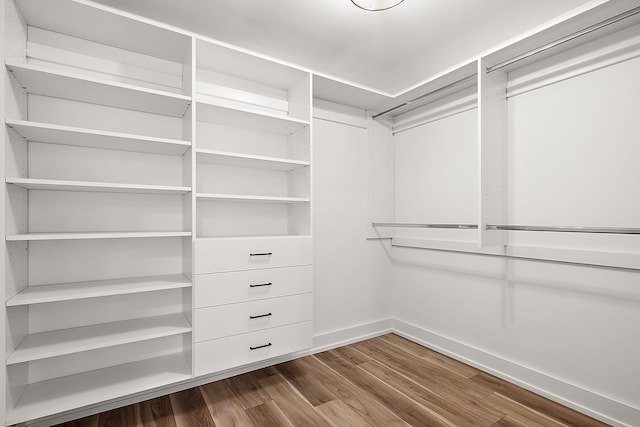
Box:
[1,0,639,425]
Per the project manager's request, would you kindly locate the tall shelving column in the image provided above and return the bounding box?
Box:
[2,0,195,424]
[192,38,314,375]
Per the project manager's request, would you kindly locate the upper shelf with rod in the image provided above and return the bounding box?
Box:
[372,223,640,235]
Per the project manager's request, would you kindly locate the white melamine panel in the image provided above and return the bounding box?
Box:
[7,274,191,306]
[196,120,297,160]
[15,0,191,63]
[194,293,312,341]
[196,149,309,171]
[195,236,313,274]
[393,108,478,241]
[194,266,312,308]
[196,163,291,197]
[28,191,184,233]
[8,177,190,194]
[196,39,308,92]
[312,118,392,337]
[196,200,291,238]
[27,289,186,334]
[26,334,186,384]
[7,231,191,241]
[194,321,312,376]
[28,95,185,140]
[8,352,191,425]
[196,194,309,204]
[28,238,186,285]
[6,119,190,155]
[7,313,191,364]
[508,57,640,249]
[28,143,184,186]
[27,27,184,94]
[196,101,309,135]
[7,62,191,117]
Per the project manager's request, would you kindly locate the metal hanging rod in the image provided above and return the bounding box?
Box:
[372,223,640,235]
[486,225,640,235]
[372,74,476,119]
[486,6,640,73]
[372,222,478,229]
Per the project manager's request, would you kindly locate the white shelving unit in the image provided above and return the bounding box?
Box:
[7,274,192,306]
[196,148,309,171]
[7,353,191,426]
[7,313,192,364]
[6,62,191,117]
[6,177,191,194]
[6,119,191,155]
[3,0,194,424]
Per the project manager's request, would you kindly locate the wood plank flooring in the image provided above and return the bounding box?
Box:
[54,333,610,427]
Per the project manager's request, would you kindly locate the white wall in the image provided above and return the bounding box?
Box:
[388,56,640,426]
[312,116,392,346]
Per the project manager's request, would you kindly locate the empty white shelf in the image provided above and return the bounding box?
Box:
[6,119,191,155]
[6,62,191,117]
[6,177,191,195]
[196,193,310,203]
[196,100,309,135]
[7,274,192,306]
[6,231,192,241]
[7,352,191,425]
[7,313,191,365]
[196,149,309,171]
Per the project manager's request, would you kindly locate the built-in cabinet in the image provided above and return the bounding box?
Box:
[2,0,312,424]
[2,0,639,425]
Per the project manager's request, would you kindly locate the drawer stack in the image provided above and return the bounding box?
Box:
[193,237,313,375]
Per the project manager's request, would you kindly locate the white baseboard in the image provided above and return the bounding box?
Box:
[27,317,637,427]
[391,319,640,427]
[26,318,394,427]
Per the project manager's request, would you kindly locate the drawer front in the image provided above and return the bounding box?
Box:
[195,266,313,308]
[194,321,312,376]
[195,237,312,274]
[195,293,312,342]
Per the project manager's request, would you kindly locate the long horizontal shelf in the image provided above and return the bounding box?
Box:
[7,274,192,306]
[6,231,192,241]
[196,193,310,203]
[196,149,309,171]
[6,62,191,117]
[6,177,191,195]
[7,313,191,365]
[196,99,309,135]
[6,119,191,155]
[8,352,191,425]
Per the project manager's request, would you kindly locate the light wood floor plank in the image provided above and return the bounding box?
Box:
[244,400,294,427]
[258,373,330,427]
[316,399,378,427]
[482,392,569,427]
[169,388,215,427]
[199,377,254,426]
[137,395,176,427]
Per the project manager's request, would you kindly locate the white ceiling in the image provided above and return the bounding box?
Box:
[92,0,593,95]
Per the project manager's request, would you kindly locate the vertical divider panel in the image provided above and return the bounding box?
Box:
[185,37,197,372]
[365,117,394,239]
[478,58,508,247]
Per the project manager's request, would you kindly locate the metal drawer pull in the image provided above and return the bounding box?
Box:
[249,312,273,319]
[250,342,272,350]
[250,252,272,257]
[250,282,272,288]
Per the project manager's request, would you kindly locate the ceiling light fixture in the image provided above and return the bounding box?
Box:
[351,0,405,11]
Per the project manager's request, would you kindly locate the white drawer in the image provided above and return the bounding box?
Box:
[194,266,313,308]
[194,321,312,376]
[195,293,312,342]
[195,237,312,274]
